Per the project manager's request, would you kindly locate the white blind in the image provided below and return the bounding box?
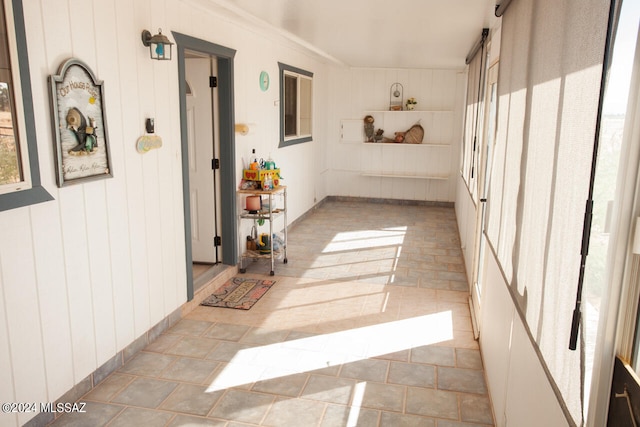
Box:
[485,0,611,424]
[462,38,486,200]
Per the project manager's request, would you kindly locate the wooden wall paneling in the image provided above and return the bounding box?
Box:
[0,272,17,426]
[94,1,136,351]
[84,182,117,363]
[431,69,447,111]
[133,0,164,327]
[148,0,179,315]
[117,0,150,337]
[58,185,98,380]
[21,1,56,189]
[39,1,72,67]
[419,69,434,110]
[30,202,75,401]
[68,0,97,64]
[373,69,388,111]
[169,0,189,307]
[0,210,47,423]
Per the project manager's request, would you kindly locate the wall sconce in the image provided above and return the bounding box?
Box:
[141,28,173,60]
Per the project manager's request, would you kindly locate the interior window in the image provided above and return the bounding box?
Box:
[278,62,312,147]
[0,0,52,210]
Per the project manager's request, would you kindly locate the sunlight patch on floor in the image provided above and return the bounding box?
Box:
[206,311,453,392]
[321,227,407,253]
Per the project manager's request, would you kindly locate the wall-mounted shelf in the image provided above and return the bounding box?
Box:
[366,110,453,113]
[361,172,449,180]
[362,142,450,148]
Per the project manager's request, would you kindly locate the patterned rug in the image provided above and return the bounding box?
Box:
[200,277,276,310]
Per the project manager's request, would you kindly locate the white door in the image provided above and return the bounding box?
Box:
[186,55,220,263]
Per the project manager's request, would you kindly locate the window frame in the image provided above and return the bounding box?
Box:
[0,0,52,211]
[278,62,313,147]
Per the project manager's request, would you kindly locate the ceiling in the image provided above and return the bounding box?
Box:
[200,0,498,69]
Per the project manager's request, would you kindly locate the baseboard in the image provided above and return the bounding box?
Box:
[326,195,454,208]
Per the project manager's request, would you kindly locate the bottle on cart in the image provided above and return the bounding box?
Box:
[250,148,259,170]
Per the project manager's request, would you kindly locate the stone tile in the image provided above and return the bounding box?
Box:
[160,384,224,416]
[411,345,455,366]
[112,378,178,408]
[208,389,274,423]
[206,341,253,362]
[46,201,494,427]
[167,336,219,358]
[160,357,219,384]
[108,407,173,427]
[360,382,405,412]
[239,327,290,345]
[374,349,410,362]
[438,367,487,394]
[456,348,484,370]
[301,375,356,405]
[204,323,251,341]
[438,422,493,427]
[320,404,380,427]
[387,361,435,388]
[252,372,309,397]
[167,414,227,426]
[405,387,458,419]
[460,394,494,424]
[339,358,389,382]
[118,352,177,377]
[83,373,135,402]
[380,411,436,427]
[144,333,183,353]
[168,319,214,336]
[262,397,326,426]
[48,401,123,426]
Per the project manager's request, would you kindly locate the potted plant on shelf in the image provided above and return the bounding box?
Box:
[406,97,417,110]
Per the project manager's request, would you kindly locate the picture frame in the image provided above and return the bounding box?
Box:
[49,58,112,187]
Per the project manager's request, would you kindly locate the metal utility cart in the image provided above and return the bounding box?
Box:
[237,186,288,276]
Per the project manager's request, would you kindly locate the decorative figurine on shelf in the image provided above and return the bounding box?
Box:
[374,128,384,143]
[406,97,417,110]
[364,115,375,142]
[389,82,404,110]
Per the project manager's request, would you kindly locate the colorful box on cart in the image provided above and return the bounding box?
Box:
[242,169,280,187]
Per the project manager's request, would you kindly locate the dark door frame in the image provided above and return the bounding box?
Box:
[173,32,238,301]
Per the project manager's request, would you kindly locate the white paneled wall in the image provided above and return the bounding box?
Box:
[328,67,466,202]
[0,1,329,425]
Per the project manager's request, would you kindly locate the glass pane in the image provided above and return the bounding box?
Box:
[582,0,639,415]
[284,74,297,136]
[0,79,21,186]
[299,77,312,135]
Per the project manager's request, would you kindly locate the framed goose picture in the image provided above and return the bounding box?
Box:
[49,58,112,187]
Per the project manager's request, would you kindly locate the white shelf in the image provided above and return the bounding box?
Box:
[366,110,453,113]
[361,172,449,180]
[362,142,450,147]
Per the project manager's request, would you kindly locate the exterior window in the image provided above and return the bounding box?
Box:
[279,62,312,147]
[0,0,52,211]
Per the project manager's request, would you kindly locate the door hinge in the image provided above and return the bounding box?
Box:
[214,236,221,247]
[212,158,220,170]
[209,76,217,88]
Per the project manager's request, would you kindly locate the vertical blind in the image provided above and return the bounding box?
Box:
[485,0,611,424]
[462,29,488,200]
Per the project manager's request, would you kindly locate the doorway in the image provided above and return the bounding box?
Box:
[186,51,221,274]
[174,32,238,301]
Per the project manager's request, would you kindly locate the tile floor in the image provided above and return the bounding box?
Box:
[49,200,494,426]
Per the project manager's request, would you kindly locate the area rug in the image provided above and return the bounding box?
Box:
[200,277,276,310]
